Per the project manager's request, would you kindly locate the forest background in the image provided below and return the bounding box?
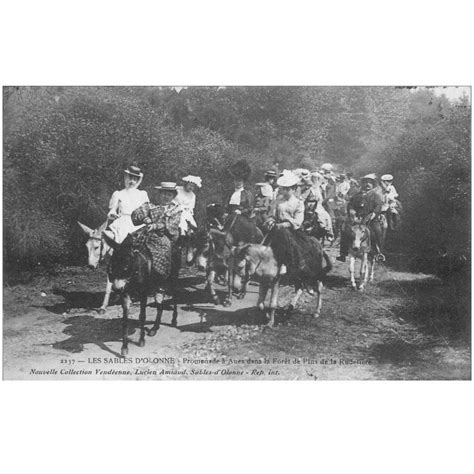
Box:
[2,86,471,276]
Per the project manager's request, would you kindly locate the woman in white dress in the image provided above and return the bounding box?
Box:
[175,175,202,235]
[106,165,150,243]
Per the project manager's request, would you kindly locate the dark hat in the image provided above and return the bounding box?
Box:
[124,165,143,178]
[229,160,251,181]
[264,170,277,178]
[154,181,178,193]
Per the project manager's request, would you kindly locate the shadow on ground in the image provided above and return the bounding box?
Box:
[178,304,288,333]
[41,274,209,314]
[51,314,167,357]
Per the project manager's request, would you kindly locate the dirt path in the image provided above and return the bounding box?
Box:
[3,246,471,380]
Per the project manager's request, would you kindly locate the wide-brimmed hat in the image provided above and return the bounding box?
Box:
[381,174,393,182]
[321,163,333,173]
[124,165,143,178]
[298,169,311,180]
[264,170,277,178]
[277,170,300,188]
[154,182,178,193]
[182,175,202,188]
[361,173,377,182]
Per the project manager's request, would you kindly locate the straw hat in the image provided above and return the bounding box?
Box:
[277,170,300,188]
[182,175,202,188]
[154,182,178,193]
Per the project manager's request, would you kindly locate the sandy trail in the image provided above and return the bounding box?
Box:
[3,246,471,380]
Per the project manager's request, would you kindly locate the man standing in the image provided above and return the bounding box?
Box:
[337,174,385,262]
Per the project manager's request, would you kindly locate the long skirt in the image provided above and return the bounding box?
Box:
[108,215,145,243]
[131,228,172,280]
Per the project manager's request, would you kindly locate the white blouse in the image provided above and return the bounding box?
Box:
[107,188,149,242]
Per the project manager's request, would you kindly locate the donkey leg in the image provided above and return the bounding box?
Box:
[237,270,249,300]
[207,270,219,305]
[98,277,113,314]
[171,253,180,326]
[369,255,376,282]
[313,281,323,318]
[257,282,269,311]
[349,256,357,290]
[121,292,131,357]
[286,287,303,314]
[149,291,164,337]
[223,265,233,307]
[359,253,368,291]
[267,277,280,327]
[171,288,178,327]
[138,291,147,347]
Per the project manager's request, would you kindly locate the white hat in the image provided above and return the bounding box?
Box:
[277,170,300,188]
[381,174,393,182]
[182,175,202,188]
[321,163,333,172]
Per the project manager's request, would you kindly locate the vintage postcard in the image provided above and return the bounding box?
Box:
[2,86,471,380]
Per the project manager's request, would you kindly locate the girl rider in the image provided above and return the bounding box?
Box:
[106,165,149,243]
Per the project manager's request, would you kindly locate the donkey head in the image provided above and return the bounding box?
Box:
[78,221,108,268]
[351,224,369,252]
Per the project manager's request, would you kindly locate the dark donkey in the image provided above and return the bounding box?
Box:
[188,206,263,306]
[102,232,179,357]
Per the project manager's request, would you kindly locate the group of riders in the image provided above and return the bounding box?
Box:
[103,162,402,281]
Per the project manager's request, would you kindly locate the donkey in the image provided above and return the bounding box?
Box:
[102,232,179,357]
[348,222,376,291]
[189,214,263,307]
[78,220,113,313]
[233,241,332,327]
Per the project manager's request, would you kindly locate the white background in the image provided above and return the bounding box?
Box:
[1,1,472,473]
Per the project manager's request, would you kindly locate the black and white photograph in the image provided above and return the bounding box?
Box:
[1,2,473,474]
[3,85,471,380]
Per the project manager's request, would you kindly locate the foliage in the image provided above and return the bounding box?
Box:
[3,86,471,276]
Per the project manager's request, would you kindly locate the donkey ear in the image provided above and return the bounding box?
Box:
[77,221,94,237]
[97,219,109,233]
[102,231,120,251]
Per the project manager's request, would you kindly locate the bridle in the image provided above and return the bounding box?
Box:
[89,234,107,263]
[358,224,369,244]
